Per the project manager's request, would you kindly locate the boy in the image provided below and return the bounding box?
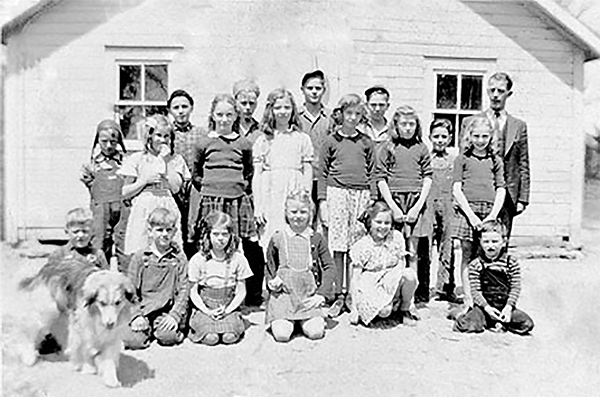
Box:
[233,79,262,144]
[46,207,110,272]
[428,119,459,302]
[360,85,391,147]
[232,79,267,307]
[453,220,534,334]
[298,70,330,228]
[124,207,190,349]
[34,208,108,354]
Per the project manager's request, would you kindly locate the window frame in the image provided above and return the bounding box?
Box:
[114,61,170,147]
[424,57,496,153]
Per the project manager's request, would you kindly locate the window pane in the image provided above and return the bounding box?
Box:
[115,105,144,140]
[460,75,483,110]
[144,105,168,117]
[436,74,457,110]
[145,65,168,101]
[119,65,141,101]
[433,113,457,147]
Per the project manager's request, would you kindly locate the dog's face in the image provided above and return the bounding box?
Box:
[82,271,136,329]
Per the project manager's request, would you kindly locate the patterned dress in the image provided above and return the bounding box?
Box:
[349,230,409,325]
[253,129,313,248]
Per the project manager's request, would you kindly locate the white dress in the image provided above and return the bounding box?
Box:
[253,129,313,248]
[118,151,190,254]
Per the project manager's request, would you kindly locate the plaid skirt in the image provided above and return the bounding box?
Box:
[196,194,256,240]
[188,286,245,341]
[451,201,494,241]
[391,192,433,238]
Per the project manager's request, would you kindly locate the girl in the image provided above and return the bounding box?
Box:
[452,116,506,309]
[265,190,335,342]
[376,105,433,304]
[188,211,253,345]
[191,93,264,307]
[118,114,190,256]
[167,89,206,258]
[319,93,375,317]
[80,119,127,269]
[253,88,314,249]
[349,201,419,326]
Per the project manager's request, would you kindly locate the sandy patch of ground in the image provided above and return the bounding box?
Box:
[2,180,599,396]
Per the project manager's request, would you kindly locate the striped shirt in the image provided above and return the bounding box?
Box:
[469,252,521,308]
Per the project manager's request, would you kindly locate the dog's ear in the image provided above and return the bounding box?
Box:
[122,278,137,304]
[81,281,98,307]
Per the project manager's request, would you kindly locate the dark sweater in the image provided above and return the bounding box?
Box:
[318,130,375,200]
[375,139,432,193]
[453,151,505,203]
[193,133,253,198]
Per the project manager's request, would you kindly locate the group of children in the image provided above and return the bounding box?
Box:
[65,69,534,349]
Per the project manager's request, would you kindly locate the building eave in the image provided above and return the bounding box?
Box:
[1,0,63,45]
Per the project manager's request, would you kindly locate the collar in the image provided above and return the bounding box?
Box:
[486,108,507,119]
[64,241,95,255]
[334,127,360,140]
[174,122,193,133]
[143,242,179,260]
[284,225,313,239]
[432,149,448,157]
[368,231,395,247]
[91,147,123,164]
[299,104,328,119]
[481,249,508,264]
[207,130,240,140]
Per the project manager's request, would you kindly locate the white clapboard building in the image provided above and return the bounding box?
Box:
[1,0,599,246]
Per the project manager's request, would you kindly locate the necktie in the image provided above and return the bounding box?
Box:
[493,111,502,154]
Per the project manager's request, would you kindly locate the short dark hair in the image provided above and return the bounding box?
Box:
[480,219,507,238]
[489,72,513,91]
[167,89,194,108]
[301,70,325,87]
[365,85,390,101]
[429,118,453,135]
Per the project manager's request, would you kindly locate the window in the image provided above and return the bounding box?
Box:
[114,63,169,140]
[432,72,484,147]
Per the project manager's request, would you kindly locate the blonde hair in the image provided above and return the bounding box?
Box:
[65,207,93,228]
[463,116,493,154]
[207,94,239,132]
[147,207,178,228]
[260,88,300,138]
[143,114,174,154]
[284,189,314,225]
[330,93,366,127]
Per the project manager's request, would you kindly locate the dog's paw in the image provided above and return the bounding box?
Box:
[81,363,97,375]
[19,347,38,367]
[102,375,121,388]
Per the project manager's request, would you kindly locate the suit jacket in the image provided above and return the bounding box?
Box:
[460,111,530,213]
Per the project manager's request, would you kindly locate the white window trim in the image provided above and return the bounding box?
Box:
[423,56,496,153]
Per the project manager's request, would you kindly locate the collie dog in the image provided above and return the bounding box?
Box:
[16,263,135,388]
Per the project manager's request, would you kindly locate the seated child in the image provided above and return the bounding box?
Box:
[124,207,189,349]
[45,207,109,274]
[265,190,335,342]
[188,211,253,345]
[349,201,419,327]
[454,220,534,334]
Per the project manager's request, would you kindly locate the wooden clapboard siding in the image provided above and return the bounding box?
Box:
[1,0,591,246]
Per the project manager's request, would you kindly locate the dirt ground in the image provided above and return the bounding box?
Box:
[2,180,600,397]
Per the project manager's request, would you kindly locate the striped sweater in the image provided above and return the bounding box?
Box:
[469,252,521,308]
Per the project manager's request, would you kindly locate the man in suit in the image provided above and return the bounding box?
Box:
[461,72,530,240]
